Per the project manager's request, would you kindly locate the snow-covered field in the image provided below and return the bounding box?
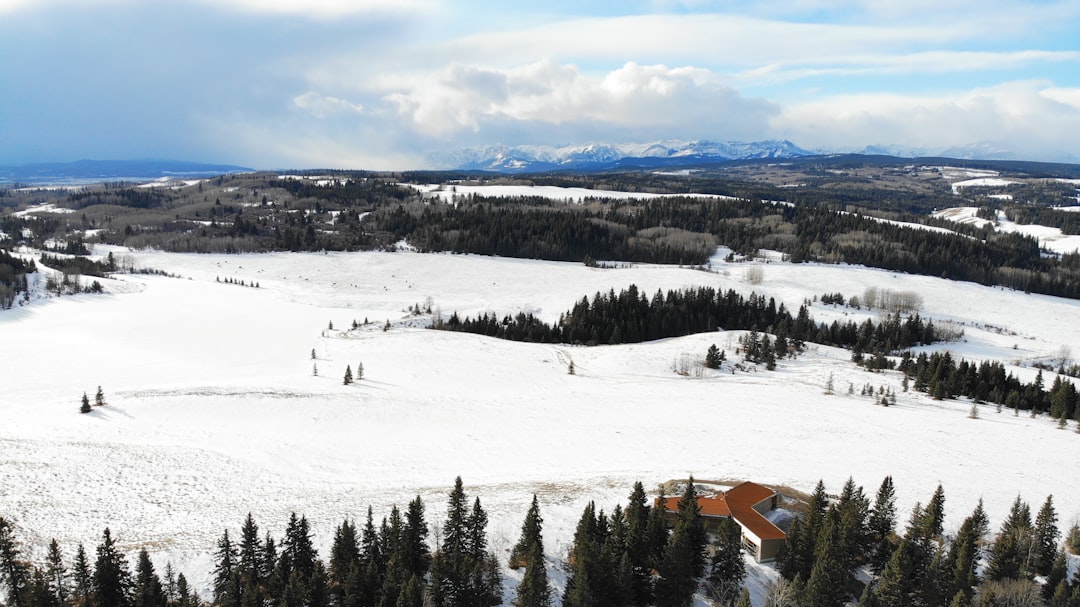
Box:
[3,248,1080,602]
[934,206,1080,255]
[406,183,730,203]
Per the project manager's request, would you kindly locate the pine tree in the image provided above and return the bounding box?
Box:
[71,544,92,607]
[401,496,430,578]
[94,528,133,607]
[0,516,30,607]
[80,392,92,414]
[95,386,105,406]
[1032,495,1060,576]
[510,495,544,569]
[45,539,67,607]
[515,542,551,607]
[923,484,946,541]
[344,365,353,385]
[869,476,898,575]
[705,344,722,369]
[133,548,165,607]
[655,477,706,607]
[705,516,745,607]
[356,362,364,380]
[213,529,239,607]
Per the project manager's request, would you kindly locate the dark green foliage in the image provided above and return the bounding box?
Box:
[0,516,30,607]
[510,495,544,569]
[515,539,551,607]
[94,387,105,407]
[80,393,91,414]
[93,528,132,607]
[1032,495,1060,576]
[133,549,164,607]
[986,496,1034,581]
[429,478,502,607]
[868,476,898,575]
[440,285,938,358]
[705,344,723,369]
[705,517,744,607]
[947,500,989,602]
[899,351,1063,413]
[655,478,706,607]
[71,544,92,607]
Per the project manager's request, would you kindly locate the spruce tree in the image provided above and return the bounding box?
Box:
[344,365,353,385]
[81,392,92,414]
[515,542,551,607]
[94,528,133,607]
[401,496,430,578]
[868,476,898,575]
[45,539,67,607]
[357,362,364,380]
[133,548,165,607]
[705,344,722,369]
[95,386,105,406]
[71,544,92,607]
[213,529,239,607]
[1033,495,1060,576]
[655,477,705,607]
[0,516,29,607]
[705,516,745,606]
[510,495,544,569]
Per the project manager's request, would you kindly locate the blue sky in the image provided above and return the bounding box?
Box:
[2,0,1079,168]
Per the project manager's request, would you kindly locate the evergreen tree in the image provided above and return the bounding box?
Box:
[803,508,849,607]
[175,573,193,607]
[93,528,133,607]
[71,544,92,607]
[0,516,30,607]
[705,344,722,369]
[510,495,544,569]
[344,365,353,385]
[1033,495,1060,576]
[401,496,430,578]
[868,476,898,575]
[923,484,946,541]
[133,549,165,607]
[947,500,988,601]
[655,478,705,607]
[95,386,105,406]
[81,392,92,414]
[357,363,364,380]
[45,540,66,607]
[213,529,239,607]
[705,517,745,607]
[237,514,263,607]
[515,542,551,607]
[986,496,1034,581]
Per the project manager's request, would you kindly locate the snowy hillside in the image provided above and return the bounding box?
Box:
[3,247,1080,600]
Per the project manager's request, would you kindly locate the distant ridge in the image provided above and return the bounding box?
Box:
[0,159,253,185]
[438,139,814,172]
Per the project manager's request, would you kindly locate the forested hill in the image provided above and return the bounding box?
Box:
[5,163,1080,303]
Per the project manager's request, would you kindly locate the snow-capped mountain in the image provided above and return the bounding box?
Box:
[437,139,814,172]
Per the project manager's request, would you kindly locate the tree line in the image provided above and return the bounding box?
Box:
[896,352,1080,424]
[436,285,941,359]
[776,477,1080,607]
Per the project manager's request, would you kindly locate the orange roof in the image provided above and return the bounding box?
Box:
[659,482,786,542]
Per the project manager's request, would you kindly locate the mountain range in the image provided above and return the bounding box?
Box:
[434,139,1066,172]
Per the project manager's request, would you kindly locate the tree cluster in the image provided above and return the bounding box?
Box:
[437,286,941,364]
[776,477,1080,607]
[898,352,1080,422]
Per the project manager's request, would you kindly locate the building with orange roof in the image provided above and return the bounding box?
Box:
[658,481,787,562]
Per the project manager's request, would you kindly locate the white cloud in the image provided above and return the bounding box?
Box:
[383,60,776,141]
[199,0,434,18]
[773,80,1080,160]
[292,92,364,119]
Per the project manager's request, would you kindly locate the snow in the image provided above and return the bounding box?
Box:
[405,183,731,203]
[12,203,77,217]
[933,207,1080,255]
[950,178,1017,194]
[3,249,1080,603]
[1054,206,1080,213]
